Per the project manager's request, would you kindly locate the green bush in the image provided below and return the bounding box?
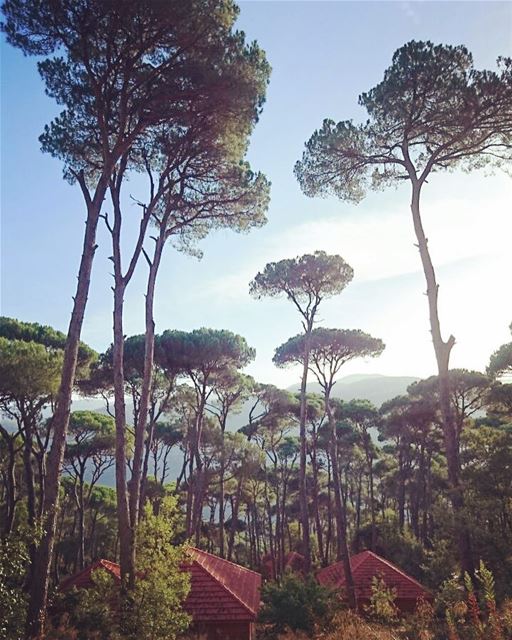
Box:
[258,571,341,637]
[0,534,30,640]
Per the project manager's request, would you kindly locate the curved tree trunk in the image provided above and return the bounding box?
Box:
[26,178,107,638]
[410,180,474,578]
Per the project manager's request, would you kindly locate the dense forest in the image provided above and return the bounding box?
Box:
[1,1,512,639]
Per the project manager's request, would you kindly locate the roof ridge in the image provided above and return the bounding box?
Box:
[190,558,258,618]
[359,551,431,593]
[187,546,261,578]
[59,558,119,591]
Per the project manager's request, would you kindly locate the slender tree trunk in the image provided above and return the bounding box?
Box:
[298,325,312,572]
[26,178,108,638]
[364,442,376,552]
[75,470,86,571]
[140,417,156,512]
[325,458,333,563]
[131,239,162,524]
[0,428,18,535]
[398,452,406,534]
[326,399,356,609]
[21,417,36,530]
[410,180,474,578]
[310,441,325,566]
[227,476,243,561]
[219,424,226,558]
[111,186,135,589]
[36,452,46,520]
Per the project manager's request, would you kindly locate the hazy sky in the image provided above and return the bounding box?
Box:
[1,1,511,388]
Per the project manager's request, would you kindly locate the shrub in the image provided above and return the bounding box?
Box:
[258,571,341,637]
[364,574,399,624]
[0,534,30,640]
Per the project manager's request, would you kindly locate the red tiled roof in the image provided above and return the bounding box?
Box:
[60,559,121,592]
[184,547,261,622]
[59,548,261,624]
[316,550,432,602]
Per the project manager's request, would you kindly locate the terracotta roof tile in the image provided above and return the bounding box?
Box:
[184,547,261,621]
[60,549,261,624]
[59,559,121,592]
[316,550,432,603]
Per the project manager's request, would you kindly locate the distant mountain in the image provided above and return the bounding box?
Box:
[3,375,418,489]
[287,374,420,407]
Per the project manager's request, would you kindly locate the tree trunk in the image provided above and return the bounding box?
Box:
[326,399,356,609]
[298,326,312,572]
[227,477,243,561]
[410,181,474,578]
[26,179,107,638]
[0,427,18,535]
[77,470,86,571]
[111,188,135,589]
[132,218,167,523]
[219,424,226,558]
[365,442,376,552]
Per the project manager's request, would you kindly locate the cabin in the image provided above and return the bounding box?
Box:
[184,547,261,639]
[316,550,432,614]
[59,548,261,640]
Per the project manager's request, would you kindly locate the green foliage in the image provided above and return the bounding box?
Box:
[488,323,512,379]
[435,563,511,640]
[67,410,116,460]
[274,328,384,373]
[259,572,341,636]
[250,251,353,314]
[364,575,399,623]
[0,529,39,640]
[158,328,255,376]
[123,497,191,640]
[0,316,95,369]
[295,41,512,201]
[52,497,190,640]
[0,336,62,400]
[52,568,121,640]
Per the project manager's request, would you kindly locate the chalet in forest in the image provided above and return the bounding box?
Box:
[316,550,432,613]
[59,548,261,640]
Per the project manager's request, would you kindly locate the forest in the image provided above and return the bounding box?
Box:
[1,1,512,640]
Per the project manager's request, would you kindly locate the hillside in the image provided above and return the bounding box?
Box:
[287,374,420,407]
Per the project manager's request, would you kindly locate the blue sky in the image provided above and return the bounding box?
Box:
[1,1,511,387]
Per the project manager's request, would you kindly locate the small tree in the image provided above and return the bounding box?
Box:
[295,41,512,577]
[250,252,354,570]
[124,497,191,640]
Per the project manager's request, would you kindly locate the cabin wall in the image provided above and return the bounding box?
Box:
[186,621,253,640]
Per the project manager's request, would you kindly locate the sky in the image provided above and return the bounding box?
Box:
[1,1,511,388]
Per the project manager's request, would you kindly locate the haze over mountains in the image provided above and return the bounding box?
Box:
[7,374,418,488]
[71,373,420,418]
[288,373,420,407]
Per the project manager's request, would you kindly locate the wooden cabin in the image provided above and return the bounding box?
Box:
[60,548,261,640]
[316,550,432,614]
